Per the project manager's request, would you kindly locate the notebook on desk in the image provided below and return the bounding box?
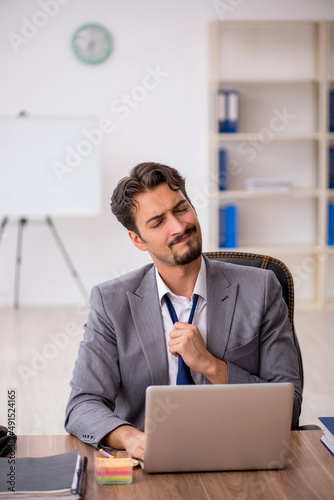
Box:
[142,383,294,473]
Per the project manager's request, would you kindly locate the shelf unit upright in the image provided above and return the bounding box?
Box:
[208,20,334,308]
[326,22,334,306]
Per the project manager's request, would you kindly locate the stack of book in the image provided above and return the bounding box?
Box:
[329,147,334,189]
[319,417,334,456]
[329,201,334,246]
[218,148,228,190]
[330,91,334,132]
[244,178,291,193]
[219,204,238,248]
[217,90,239,133]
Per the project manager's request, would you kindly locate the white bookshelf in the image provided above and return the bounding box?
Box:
[208,21,334,307]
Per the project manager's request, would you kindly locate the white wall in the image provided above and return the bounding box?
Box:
[1,0,334,306]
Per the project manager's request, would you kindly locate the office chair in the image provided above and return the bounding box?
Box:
[204,251,320,430]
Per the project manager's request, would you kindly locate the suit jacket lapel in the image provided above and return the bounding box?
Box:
[127,267,169,385]
[205,257,239,361]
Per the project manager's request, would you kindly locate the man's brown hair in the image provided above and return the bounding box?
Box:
[110,162,190,233]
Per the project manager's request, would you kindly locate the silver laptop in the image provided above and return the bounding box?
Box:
[142,383,294,473]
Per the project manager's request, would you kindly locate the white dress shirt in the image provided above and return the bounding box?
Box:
[155,256,207,385]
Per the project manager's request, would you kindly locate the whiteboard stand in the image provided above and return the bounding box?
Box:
[0,216,89,308]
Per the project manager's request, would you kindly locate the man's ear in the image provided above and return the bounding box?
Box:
[128,231,147,252]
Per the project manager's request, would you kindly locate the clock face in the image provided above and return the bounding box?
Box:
[72,24,112,64]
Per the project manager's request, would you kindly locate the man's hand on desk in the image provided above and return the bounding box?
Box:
[102,425,146,460]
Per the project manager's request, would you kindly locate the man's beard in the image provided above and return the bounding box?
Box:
[169,226,202,265]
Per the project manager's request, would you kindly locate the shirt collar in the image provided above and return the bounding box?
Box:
[155,256,207,304]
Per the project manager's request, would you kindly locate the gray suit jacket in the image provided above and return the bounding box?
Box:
[65,256,302,447]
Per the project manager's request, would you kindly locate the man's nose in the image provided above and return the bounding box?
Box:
[168,215,185,235]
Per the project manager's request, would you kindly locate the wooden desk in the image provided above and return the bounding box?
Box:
[14,431,334,500]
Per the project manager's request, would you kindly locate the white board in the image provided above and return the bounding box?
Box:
[0,117,101,217]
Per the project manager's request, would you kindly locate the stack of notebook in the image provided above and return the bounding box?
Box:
[319,417,334,456]
[0,451,87,498]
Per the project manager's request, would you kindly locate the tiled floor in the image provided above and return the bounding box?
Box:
[1,306,333,434]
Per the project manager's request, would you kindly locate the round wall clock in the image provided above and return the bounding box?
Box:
[72,24,112,64]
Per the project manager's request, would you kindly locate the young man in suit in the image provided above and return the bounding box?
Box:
[65,162,302,460]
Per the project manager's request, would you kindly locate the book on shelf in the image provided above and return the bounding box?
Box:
[330,90,334,133]
[328,201,334,246]
[0,450,87,498]
[244,178,291,193]
[217,90,239,133]
[219,148,228,190]
[218,90,227,133]
[318,417,334,457]
[219,204,238,248]
[329,147,334,189]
